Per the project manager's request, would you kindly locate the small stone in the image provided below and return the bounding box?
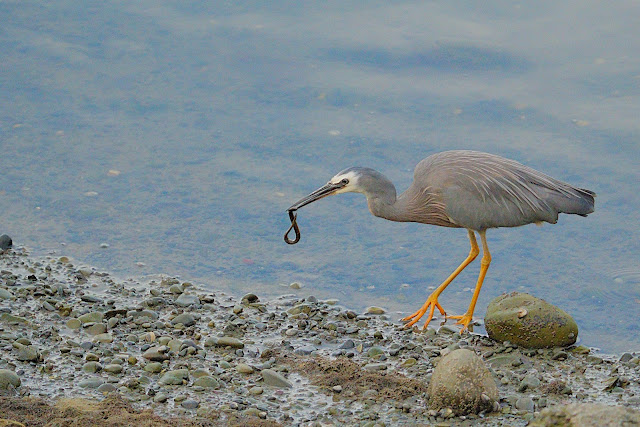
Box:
[241,293,259,304]
[193,376,220,388]
[332,385,343,393]
[92,333,113,343]
[518,374,541,392]
[104,364,123,374]
[158,369,189,385]
[154,393,169,403]
[364,363,387,371]
[143,347,170,362]
[86,323,107,336]
[16,345,40,362]
[215,336,244,349]
[0,288,13,300]
[143,362,163,373]
[0,235,12,250]
[619,353,634,363]
[0,369,20,389]
[171,313,196,327]
[236,363,254,374]
[285,328,298,337]
[79,378,104,389]
[97,383,117,393]
[261,369,292,388]
[0,313,29,324]
[289,282,302,289]
[175,294,200,307]
[401,358,417,368]
[181,399,199,409]
[78,312,104,324]
[82,362,103,373]
[169,284,184,294]
[249,386,264,395]
[367,346,384,358]
[85,353,100,362]
[65,318,82,329]
[516,397,535,412]
[366,306,386,315]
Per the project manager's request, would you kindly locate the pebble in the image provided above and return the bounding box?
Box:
[261,369,292,388]
[16,345,40,362]
[171,313,196,326]
[515,397,535,412]
[82,362,102,373]
[158,369,189,385]
[86,323,107,335]
[143,362,163,373]
[249,386,264,395]
[366,306,386,315]
[215,336,244,349]
[92,333,113,343]
[79,378,105,389]
[0,369,20,389]
[0,234,12,250]
[154,392,169,403]
[236,363,254,374]
[97,383,117,393]
[193,376,220,388]
[181,399,199,409]
[0,288,13,300]
[175,294,200,307]
[143,347,170,362]
[104,364,123,374]
[518,374,541,391]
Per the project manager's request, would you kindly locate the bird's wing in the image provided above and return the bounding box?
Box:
[417,151,594,229]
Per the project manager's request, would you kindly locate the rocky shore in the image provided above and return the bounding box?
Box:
[1,244,639,426]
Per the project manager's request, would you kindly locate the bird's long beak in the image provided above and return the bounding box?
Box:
[287,182,344,211]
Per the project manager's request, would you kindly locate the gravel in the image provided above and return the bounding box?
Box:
[0,246,639,426]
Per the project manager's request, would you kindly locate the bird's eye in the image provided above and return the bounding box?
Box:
[341,178,349,185]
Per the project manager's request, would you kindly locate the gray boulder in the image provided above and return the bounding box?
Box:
[428,349,498,415]
[484,292,578,348]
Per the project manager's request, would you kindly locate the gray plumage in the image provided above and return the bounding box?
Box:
[329,150,595,231]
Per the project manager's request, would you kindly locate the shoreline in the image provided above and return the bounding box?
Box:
[1,246,639,426]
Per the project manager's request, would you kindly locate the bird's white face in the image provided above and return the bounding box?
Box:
[288,168,362,211]
[328,170,360,194]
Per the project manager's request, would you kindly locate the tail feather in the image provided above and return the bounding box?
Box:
[554,187,595,216]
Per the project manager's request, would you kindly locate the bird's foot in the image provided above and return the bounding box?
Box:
[447,313,474,333]
[402,293,446,330]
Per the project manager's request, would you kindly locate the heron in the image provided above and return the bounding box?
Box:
[286,150,595,332]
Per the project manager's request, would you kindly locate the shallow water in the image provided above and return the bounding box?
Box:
[1,1,639,353]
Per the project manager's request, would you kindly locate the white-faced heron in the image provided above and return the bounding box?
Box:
[285,150,595,332]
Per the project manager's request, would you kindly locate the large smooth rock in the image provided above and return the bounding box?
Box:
[428,349,498,415]
[484,292,578,348]
[529,403,640,426]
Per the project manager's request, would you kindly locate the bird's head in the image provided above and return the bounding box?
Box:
[287,168,364,211]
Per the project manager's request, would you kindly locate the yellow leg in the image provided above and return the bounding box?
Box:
[402,230,479,329]
[448,230,492,332]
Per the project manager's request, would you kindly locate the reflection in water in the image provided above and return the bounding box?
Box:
[0,1,639,353]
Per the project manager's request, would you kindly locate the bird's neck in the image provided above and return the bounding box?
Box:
[368,195,413,222]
